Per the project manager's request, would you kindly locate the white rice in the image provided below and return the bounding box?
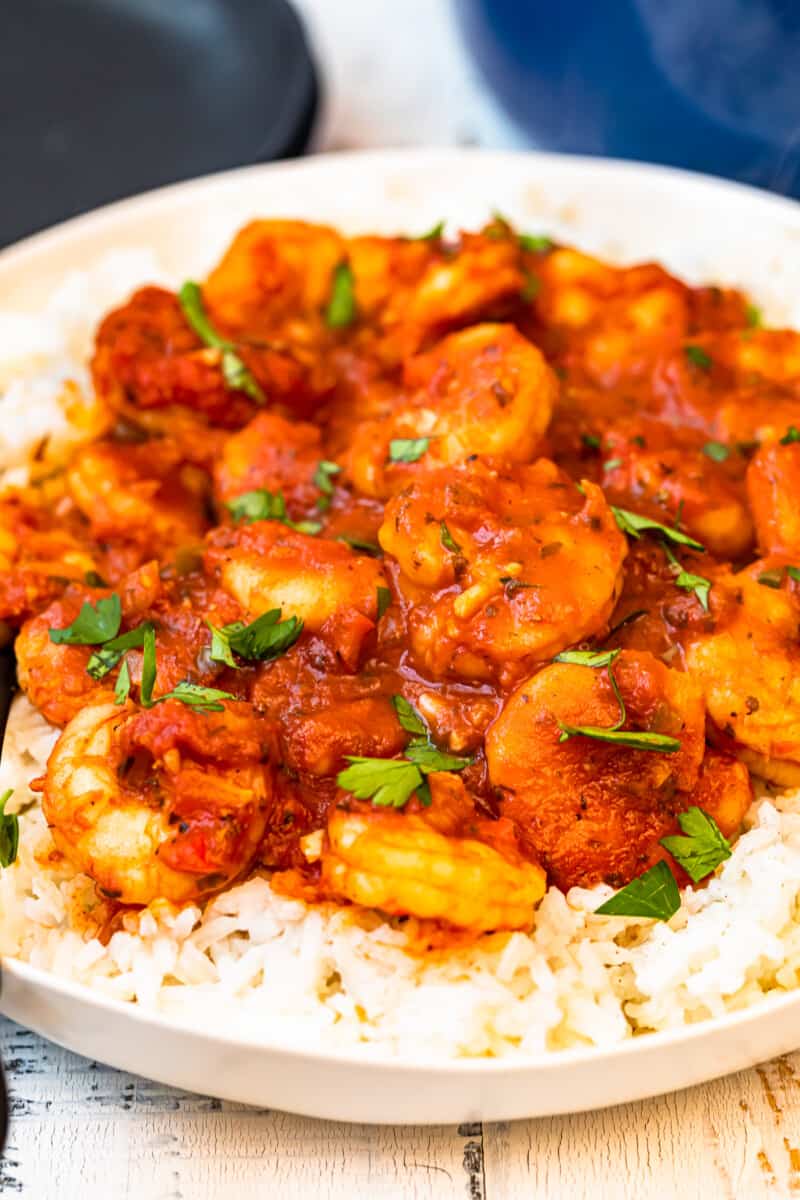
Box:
[3,250,800,1061]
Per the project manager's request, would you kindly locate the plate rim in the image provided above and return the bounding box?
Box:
[2,146,800,1107]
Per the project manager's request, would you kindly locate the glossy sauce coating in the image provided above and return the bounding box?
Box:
[10,218,793,930]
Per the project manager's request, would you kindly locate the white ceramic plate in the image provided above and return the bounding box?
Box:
[2,149,800,1124]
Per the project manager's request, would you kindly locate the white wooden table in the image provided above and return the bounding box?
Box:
[4,4,800,1196]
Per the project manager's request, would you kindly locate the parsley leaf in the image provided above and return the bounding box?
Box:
[611,506,704,552]
[140,624,157,707]
[556,725,681,752]
[49,594,121,646]
[337,757,425,809]
[376,586,392,620]
[178,281,264,403]
[757,567,785,589]
[602,457,623,471]
[86,622,153,680]
[555,649,621,669]
[556,652,681,753]
[157,682,237,713]
[581,433,601,450]
[685,344,712,370]
[313,460,341,510]
[337,534,383,556]
[0,789,19,868]
[520,270,540,302]
[594,860,681,921]
[519,233,553,253]
[440,521,461,555]
[415,220,445,241]
[388,437,430,464]
[114,658,131,705]
[226,489,321,534]
[209,609,303,665]
[788,566,800,583]
[660,806,732,883]
[392,694,428,739]
[702,441,730,463]
[780,425,800,445]
[745,303,762,329]
[663,544,711,612]
[325,261,356,328]
[404,742,472,772]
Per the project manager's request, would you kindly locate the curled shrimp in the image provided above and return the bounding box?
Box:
[485,649,750,889]
[683,560,800,785]
[213,410,325,516]
[378,459,626,683]
[43,698,274,905]
[746,434,800,557]
[345,324,557,498]
[66,439,207,563]
[204,520,387,668]
[308,775,545,931]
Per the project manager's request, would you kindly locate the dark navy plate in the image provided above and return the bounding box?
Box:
[0,0,318,247]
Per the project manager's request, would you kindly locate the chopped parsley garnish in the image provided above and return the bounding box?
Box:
[519,233,553,253]
[440,521,461,555]
[339,696,471,809]
[337,534,383,557]
[745,303,763,329]
[788,566,800,583]
[156,682,237,713]
[376,586,392,620]
[757,567,785,589]
[325,261,356,329]
[178,281,264,403]
[84,570,108,588]
[313,460,341,510]
[611,506,704,552]
[388,437,430,464]
[208,609,303,666]
[114,658,131,705]
[337,758,427,809]
[555,648,621,669]
[49,594,121,646]
[663,544,711,612]
[659,806,732,883]
[603,457,622,472]
[702,441,730,463]
[392,694,429,739]
[555,649,681,754]
[595,861,680,921]
[780,425,800,445]
[581,433,601,450]
[226,489,322,535]
[684,344,712,371]
[415,220,445,241]
[86,622,153,680]
[0,789,18,868]
[140,624,157,707]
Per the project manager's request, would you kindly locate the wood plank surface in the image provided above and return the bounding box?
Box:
[5,1017,800,1199]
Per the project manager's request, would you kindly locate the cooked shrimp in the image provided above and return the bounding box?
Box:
[213,410,325,515]
[66,439,208,561]
[599,426,753,558]
[202,219,345,339]
[43,699,274,905]
[379,460,626,682]
[746,434,800,557]
[0,492,99,625]
[204,520,387,668]
[682,561,800,785]
[484,650,751,889]
[309,775,545,931]
[345,324,557,498]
